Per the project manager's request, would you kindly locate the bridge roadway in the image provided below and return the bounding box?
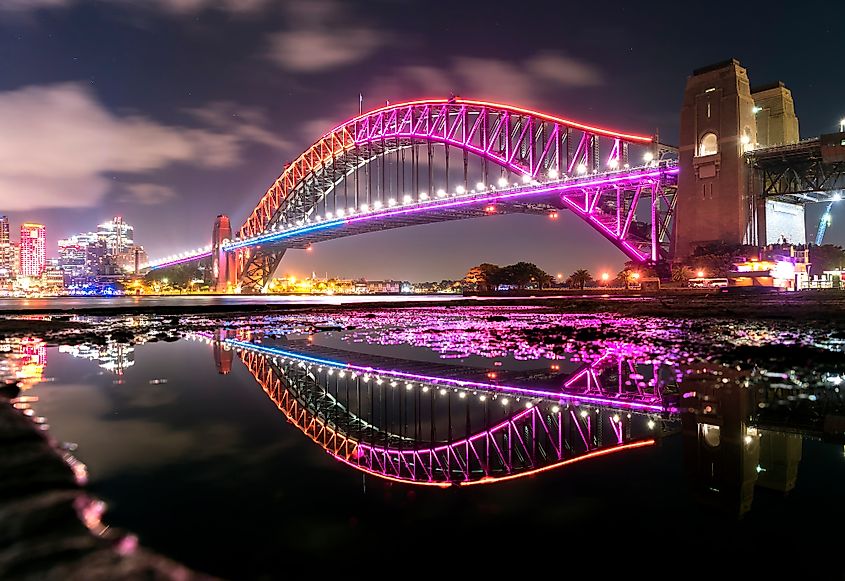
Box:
[224,163,677,257]
[748,132,845,203]
[146,163,677,271]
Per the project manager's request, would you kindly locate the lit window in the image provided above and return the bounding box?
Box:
[698,132,718,157]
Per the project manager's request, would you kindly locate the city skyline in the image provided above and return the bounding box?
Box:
[2,0,844,281]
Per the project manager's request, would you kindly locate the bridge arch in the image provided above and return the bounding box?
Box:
[234,99,676,289]
[217,335,668,486]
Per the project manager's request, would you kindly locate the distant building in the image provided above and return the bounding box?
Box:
[365,280,401,294]
[19,223,46,277]
[0,215,11,279]
[114,246,147,274]
[42,258,65,289]
[97,216,134,255]
[728,245,810,290]
[10,242,19,278]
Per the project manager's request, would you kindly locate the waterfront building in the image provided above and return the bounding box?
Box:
[0,215,11,279]
[42,259,65,289]
[97,216,134,255]
[19,223,46,277]
[114,246,148,274]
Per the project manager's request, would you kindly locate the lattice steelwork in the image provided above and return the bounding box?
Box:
[748,138,845,203]
[232,99,675,290]
[224,337,676,486]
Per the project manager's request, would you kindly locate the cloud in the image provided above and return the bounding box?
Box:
[120,183,177,205]
[185,101,289,150]
[0,0,270,13]
[0,83,285,211]
[266,0,387,73]
[298,51,603,142]
[526,52,604,87]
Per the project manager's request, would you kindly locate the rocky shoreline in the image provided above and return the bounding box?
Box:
[0,381,213,580]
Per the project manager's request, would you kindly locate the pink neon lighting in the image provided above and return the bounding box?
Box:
[227,166,677,264]
[327,99,654,144]
[458,439,656,486]
[224,338,666,411]
[149,251,212,271]
[342,440,656,488]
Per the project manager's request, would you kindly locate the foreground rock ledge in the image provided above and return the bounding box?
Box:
[0,386,214,580]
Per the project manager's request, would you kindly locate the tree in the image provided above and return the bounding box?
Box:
[683,242,748,277]
[496,262,552,289]
[615,260,656,287]
[463,263,501,291]
[809,244,845,273]
[566,269,593,290]
[671,263,695,283]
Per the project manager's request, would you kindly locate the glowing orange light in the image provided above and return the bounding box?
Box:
[549,211,559,219]
[696,270,705,278]
[460,439,655,486]
[631,272,640,279]
[487,372,498,379]
[485,205,496,213]
[601,272,610,281]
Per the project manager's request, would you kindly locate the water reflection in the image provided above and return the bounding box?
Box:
[0,337,47,388]
[59,343,135,376]
[190,330,845,515]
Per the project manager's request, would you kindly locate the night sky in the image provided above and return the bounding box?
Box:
[2,0,843,281]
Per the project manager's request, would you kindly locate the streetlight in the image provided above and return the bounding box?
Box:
[697,269,705,278]
[601,272,609,286]
[840,118,845,133]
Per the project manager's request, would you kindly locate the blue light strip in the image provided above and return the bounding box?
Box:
[224,220,345,251]
[224,338,346,367]
[225,338,667,412]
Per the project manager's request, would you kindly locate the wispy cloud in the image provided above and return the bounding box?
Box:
[300,52,604,140]
[266,0,387,73]
[0,83,285,211]
[120,183,177,205]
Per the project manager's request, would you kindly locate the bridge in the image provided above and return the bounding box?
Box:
[146,98,678,291]
[198,333,675,486]
[145,61,845,291]
[192,331,844,510]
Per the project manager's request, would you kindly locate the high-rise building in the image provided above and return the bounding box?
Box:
[59,232,100,283]
[0,215,11,279]
[19,223,46,277]
[97,216,134,255]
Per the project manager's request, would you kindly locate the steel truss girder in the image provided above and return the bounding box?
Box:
[752,156,845,201]
[237,100,655,280]
[232,339,672,485]
[559,176,677,262]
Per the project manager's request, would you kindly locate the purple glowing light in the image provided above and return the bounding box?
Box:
[148,251,212,271]
[226,166,677,263]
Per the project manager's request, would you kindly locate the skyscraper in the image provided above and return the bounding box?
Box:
[97,216,134,255]
[20,223,46,277]
[0,216,11,279]
[58,232,98,283]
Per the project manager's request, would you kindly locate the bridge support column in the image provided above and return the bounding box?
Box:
[238,248,285,293]
[212,215,236,293]
[675,59,758,257]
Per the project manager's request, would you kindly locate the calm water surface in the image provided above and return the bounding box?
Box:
[5,307,845,577]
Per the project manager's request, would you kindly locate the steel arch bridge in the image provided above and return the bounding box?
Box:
[199,335,678,486]
[185,99,677,291]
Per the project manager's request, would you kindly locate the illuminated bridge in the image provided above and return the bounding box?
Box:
[191,331,845,496]
[195,332,679,486]
[146,99,678,291]
[144,62,845,290]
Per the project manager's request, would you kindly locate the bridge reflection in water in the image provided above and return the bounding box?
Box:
[200,333,843,515]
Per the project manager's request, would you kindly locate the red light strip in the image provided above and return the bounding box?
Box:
[459,439,656,486]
